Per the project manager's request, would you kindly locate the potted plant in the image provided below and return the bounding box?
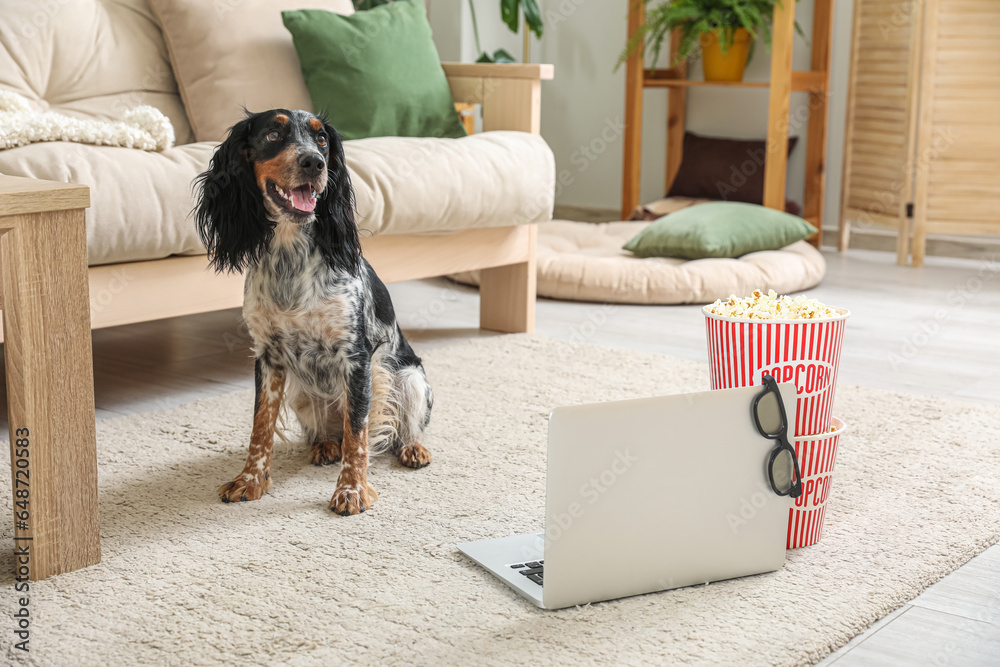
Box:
[357,0,544,63]
[472,0,543,63]
[618,0,802,83]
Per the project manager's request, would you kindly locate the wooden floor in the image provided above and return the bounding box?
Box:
[1,246,998,664]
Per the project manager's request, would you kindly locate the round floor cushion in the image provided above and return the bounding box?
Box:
[450,220,827,305]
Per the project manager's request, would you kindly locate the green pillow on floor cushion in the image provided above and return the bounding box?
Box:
[282,1,467,140]
[622,202,818,260]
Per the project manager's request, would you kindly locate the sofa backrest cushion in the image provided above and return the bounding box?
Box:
[0,0,196,145]
[148,0,355,143]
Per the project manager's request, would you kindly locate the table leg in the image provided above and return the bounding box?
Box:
[1,208,100,580]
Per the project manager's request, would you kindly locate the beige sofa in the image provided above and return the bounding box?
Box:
[0,0,555,334]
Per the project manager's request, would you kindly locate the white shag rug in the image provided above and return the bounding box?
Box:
[0,90,174,152]
[2,335,999,666]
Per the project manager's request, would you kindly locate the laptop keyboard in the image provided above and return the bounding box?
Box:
[509,561,544,585]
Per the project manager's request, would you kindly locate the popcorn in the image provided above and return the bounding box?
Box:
[708,289,839,320]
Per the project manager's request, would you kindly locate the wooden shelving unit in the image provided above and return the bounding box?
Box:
[621,0,836,248]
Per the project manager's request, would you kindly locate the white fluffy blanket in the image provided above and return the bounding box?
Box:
[0,90,174,152]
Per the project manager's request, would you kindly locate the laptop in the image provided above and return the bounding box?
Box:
[458,382,796,610]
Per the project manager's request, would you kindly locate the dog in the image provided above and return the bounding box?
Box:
[194,109,433,515]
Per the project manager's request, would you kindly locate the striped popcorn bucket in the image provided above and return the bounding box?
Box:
[786,417,847,549]
[703,306,850,436]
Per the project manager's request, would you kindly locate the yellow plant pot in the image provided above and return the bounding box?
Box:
[699,28,752,82]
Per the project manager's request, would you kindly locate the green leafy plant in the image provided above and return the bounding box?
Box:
[500,0,543,39]
[471,0,543,63]
[353,0,543,64]
[469,0,516,63]
[617,0,804,69]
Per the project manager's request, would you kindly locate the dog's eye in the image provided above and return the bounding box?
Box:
[317,133,328,147]
[266,130,280,142]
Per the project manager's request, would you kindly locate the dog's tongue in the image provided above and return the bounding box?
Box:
[291,185,316,212]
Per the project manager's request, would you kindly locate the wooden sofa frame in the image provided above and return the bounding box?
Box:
[73,63,553,339]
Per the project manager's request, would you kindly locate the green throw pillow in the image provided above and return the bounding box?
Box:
[282,1,466,140]
[622,202,818,260]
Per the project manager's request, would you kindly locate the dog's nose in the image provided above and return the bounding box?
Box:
[298,152,326,176]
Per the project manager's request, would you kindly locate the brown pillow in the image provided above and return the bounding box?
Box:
[667,132,799,207]
[148,0,355,143]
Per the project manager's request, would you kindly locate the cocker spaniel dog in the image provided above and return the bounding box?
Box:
[194,109,433,515]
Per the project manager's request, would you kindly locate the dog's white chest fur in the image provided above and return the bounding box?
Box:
[242,229,361,399]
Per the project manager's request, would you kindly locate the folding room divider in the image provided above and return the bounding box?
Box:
[840,0,1000,266]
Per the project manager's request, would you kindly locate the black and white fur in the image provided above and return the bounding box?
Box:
[194,109,432,515]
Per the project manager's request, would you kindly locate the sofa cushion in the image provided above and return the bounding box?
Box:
[0,131,554,265]
[0,0,195,145]
[148,0,355,143]
[346,132,554,236]
[0,141,213,266]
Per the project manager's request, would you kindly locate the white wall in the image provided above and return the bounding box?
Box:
[429,0,854,229]
[428,0,516,62]
[427,0,475,62]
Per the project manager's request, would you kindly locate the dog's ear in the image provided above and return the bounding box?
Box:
[311,122,362,275]
[194,115,273,273]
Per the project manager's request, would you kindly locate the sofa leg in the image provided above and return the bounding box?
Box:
[479,260,536,333]
[479,226,537,334]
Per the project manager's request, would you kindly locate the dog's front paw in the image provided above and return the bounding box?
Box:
[398,442,432,469]
[329,482,378,516]
[309,439,342,466]
[218,472,270,503]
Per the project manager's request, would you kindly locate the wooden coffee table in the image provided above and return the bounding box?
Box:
[0,175,100,580]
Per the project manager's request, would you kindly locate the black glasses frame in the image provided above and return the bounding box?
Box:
[752,374,803,499]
